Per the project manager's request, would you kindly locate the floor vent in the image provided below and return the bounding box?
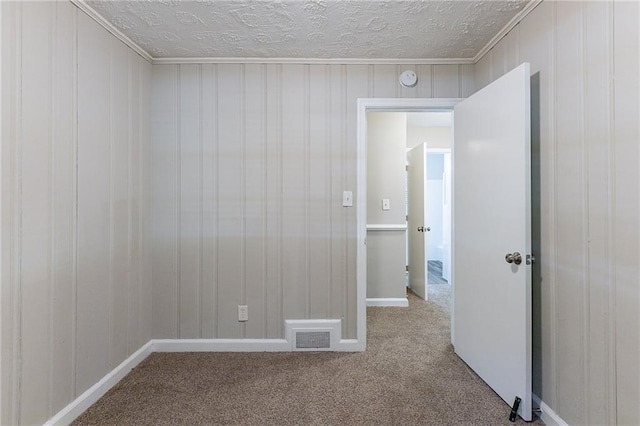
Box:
[295,331,331,349]
[285,319,341,351]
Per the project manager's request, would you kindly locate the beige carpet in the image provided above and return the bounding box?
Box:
[74,286,542,425]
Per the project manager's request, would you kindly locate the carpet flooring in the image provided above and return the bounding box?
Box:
[74,286,542,425]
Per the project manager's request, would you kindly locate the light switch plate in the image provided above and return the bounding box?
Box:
[342,191,353,207]
[382,199,390,210]
[238,305,248,322]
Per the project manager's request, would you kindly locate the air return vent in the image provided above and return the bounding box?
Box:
[295,331,331,349]
[285,319,341,351]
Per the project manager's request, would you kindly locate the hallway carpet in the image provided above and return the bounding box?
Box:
[74,287,542,425]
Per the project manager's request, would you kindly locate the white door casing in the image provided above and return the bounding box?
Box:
[407,143,428,300]
[453,63,532,420]
[356,98,462,347]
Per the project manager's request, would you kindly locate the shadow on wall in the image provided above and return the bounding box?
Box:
[530,72,542,397]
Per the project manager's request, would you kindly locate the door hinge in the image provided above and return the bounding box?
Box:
[405,265,409,272]
[406,215,408,221]
[405,165,408,171]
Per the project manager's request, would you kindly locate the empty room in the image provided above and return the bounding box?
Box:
[1,0,638,425]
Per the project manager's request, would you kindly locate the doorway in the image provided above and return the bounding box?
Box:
[355,98,462,347]
[425,151,452,284]
[406,111,453,295]
[357,64,533,421]
[364,111,452,304]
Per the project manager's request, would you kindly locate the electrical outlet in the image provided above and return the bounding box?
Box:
[382,198,390,210]
[238,305,248,322]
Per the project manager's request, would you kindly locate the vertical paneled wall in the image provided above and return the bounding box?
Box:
[0,2,152,425]
[475,1,639,424]
[152,64,473,340]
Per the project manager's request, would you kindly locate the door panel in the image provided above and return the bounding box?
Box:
[453,63,532,420]
[407,143,427,300]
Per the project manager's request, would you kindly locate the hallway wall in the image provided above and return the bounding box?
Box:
[366,112,407,300]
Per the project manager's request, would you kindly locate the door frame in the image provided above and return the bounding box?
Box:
[356,98,462,348]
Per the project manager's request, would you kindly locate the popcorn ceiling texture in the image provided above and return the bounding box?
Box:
[85,0,528,59]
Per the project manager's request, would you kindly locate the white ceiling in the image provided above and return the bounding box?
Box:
[84,0,530,60]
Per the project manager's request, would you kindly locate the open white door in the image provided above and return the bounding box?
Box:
[453,63,532,420]
[407,143,427,300]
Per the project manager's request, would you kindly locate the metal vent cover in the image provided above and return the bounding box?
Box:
[295,331,331,349]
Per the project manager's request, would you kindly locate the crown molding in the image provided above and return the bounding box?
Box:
[69,0,154,64]
[152,57,475,65]
[473,0,543,63]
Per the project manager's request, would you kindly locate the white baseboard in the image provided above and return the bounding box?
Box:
[152,338,290,352]
[44,341,154,426]
[46,329,365,424]
[532,394,569,426]
[335,339,366,351]
[153,337,366,353]
[366,297,409,307]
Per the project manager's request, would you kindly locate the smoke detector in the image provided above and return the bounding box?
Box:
[399,70,418,88]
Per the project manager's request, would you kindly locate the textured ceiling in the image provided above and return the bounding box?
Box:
[85,0,529,60]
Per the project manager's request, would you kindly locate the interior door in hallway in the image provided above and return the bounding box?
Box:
[407,143,428,300]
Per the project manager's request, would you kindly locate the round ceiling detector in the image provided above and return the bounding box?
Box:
[399,70,418,88]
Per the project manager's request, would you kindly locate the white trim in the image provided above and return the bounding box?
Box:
[151,334,367,353]
[69,0,153,63]
[334,339,365,352]
[356,98,462,355]
[473,0,543,63]
[152,338,290,352]
[532,394,569,426]
[358,98,461,112]
[366,224,407,231]
[366,298,409,307]
[43,341,154,426]
[152,57,475,65]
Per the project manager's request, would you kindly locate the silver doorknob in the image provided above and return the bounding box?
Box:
[505,252,522,265]
[426,227,431,232]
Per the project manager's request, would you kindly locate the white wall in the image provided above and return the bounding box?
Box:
[152,64,474,340]
[1,2,152,425]
[407,126,451,150]
[366,112,407,299]
[475,1,639,424]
